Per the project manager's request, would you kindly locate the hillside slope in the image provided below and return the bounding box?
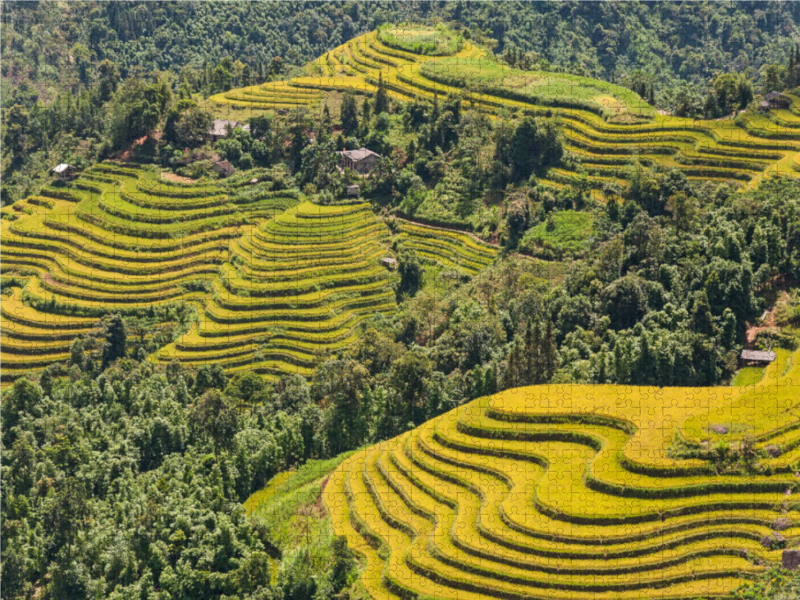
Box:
[325,348,800,599]
[0,162,507,383]
[0,166,400,382]
[214,26,800,193]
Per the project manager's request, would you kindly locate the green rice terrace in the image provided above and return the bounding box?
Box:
[212,25,800,193]
[325,349,800,600]
[0,164,500,383]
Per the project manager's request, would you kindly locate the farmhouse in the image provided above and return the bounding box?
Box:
[381,257,398,269]
[346,184,360,197]
[212,160,236,177]
[52,163,76,181]
[337,147,381,174]
[739,349,776,366]
[207,119,250,142]
[760,91,791,111]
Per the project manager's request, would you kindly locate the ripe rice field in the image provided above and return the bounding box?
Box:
[0,166,499,383]
[212,26,800,194]
[393,219,498,276]
[324,348,800,599]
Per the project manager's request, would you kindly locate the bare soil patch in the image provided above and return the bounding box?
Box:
[161,172,197,184]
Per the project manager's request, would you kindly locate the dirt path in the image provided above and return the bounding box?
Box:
[745,287,792,346]
[746,308,776,346]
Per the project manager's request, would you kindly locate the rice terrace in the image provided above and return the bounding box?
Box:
[5,3,800,600]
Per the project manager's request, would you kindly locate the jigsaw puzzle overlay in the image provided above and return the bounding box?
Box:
[5,14,800,600]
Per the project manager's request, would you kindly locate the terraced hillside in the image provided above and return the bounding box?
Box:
[0,164,299,382]
[1,157,513,383]
[394,219,498,276]
[157,201,399,379]
[325,348,800,599]
[213,25,800,192]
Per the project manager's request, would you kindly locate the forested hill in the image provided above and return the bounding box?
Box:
[6,1,800,201]
[4,1,800,96]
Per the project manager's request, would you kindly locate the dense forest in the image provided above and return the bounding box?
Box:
[5,3,800,599]
[6,1,800,90]
[6,357,800,600]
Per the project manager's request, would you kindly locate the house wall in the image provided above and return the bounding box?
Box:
[341,153,381,173]
[355,155,380,173]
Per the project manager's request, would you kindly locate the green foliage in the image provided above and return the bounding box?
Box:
[313,359,371,455]
[775,291,800,327]
[0,364,308,600]
[519,210,594,259]
[340,91,359,137]
[192,389,239,459]
[163,99,213,149]
[374,72,390,116]
[100,313,126,370]
[703,72,754,118]
[105,75,172,150]
[491,115,564,188]
[732,568,800,600]
[396,245,424,299]
[377,23,462,56]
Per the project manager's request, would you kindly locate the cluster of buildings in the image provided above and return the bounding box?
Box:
[51,120,383,187]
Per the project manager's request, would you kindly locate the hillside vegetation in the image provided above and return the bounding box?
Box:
[0,164,504,383]
[9,7,800,600]
[326,348,800,599]
[158,201,399,379]
[213,26,800,195]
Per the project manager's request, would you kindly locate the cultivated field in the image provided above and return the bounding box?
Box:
[212,25,800,194]
[0,167,500,382]
[157,201,399,379]
[394,219,498,276]
[325,347,800,599]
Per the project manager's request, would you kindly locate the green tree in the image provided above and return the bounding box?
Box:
[397,246,423,299]
[225,371,268,407]
[510,116,540,182]
[211,63,233,93]
[193,363,228,396]
[96,59,120,103]
[3,378,43,441]
[314,359,371,455]
[3,105,29,157]
[665,191,695,231]
[390,347,433,427]
[329,536,357,594]
[374,72,389,115]
[191,389,239,459]
[602,275,647,330]
[44,478,89,561]
[163,99,213,148]
[101,313,127,369]
[340,91,359,137]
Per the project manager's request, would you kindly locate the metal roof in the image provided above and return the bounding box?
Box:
[52,163,71,173]
[208,119,242,136]
[338,147,380,162]
[213,160,235,175]
[740,349,776,362]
